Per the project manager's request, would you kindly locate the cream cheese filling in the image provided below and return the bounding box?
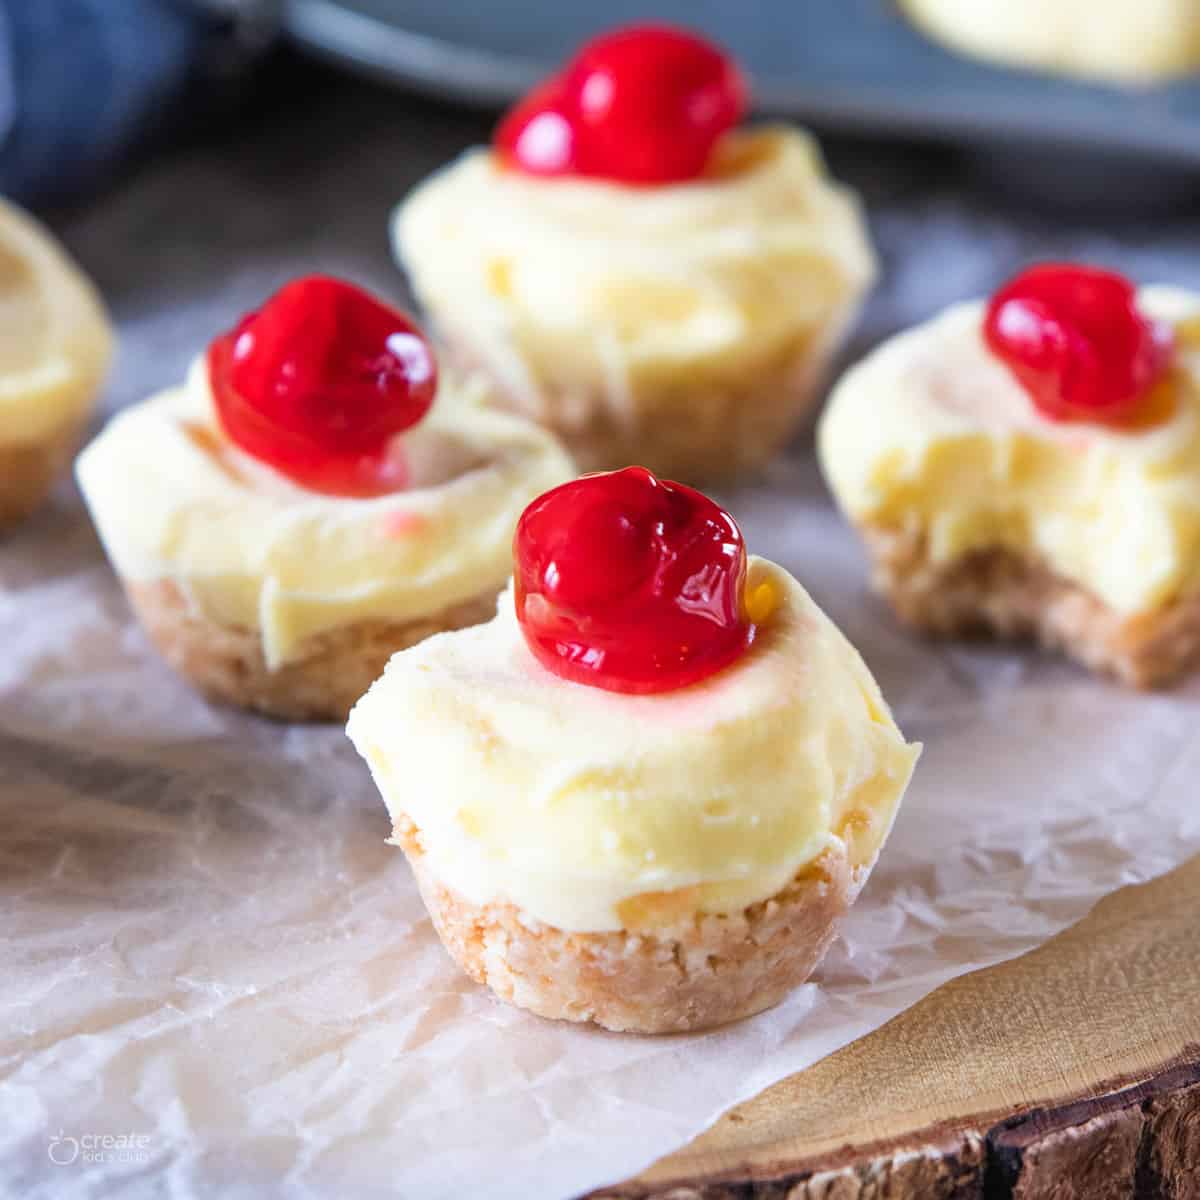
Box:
[0,198,111,445]
[819,288,1200,616]
[76,362,575,666]
[394,126,876,423]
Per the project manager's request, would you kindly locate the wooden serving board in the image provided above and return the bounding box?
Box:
[594,855,1200,1199]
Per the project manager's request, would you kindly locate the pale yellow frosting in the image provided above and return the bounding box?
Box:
[394,127,876,419]
[347,558,920,933]
[76,361,574,667]
[900,0,1200,82]
[0,198,111,444]
[818,288,1200,616]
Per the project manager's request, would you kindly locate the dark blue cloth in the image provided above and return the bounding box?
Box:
[0,0,203,204]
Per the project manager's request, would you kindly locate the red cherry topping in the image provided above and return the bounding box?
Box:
[514,467,754,694]
[495,24,748,185]
[494,77,581,177]
[983,264,1174,426]
[207,275,436,496]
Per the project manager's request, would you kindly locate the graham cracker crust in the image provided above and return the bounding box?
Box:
[863,525,1200,689]
[125,578,499,721]
[393,815,866,1035]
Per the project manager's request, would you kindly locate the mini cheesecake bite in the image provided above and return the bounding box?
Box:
[394,24,875,482]
[900,0,1200,83]
[819,263,1200,688]
[348,468,919,1034]
[0,199,112,529]
[77,276,573,721]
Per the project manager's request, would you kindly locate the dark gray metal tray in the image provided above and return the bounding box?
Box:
[283,0,1200,166]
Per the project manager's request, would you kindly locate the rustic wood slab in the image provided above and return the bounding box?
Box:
[594,854,1200,1199]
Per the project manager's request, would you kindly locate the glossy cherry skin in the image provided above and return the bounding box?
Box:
[207,275,436,496]
[495,24,748,185]
[514,467,754,694]
[494,77,581,177]
[567,25,748,184]
[984,264,1174,425]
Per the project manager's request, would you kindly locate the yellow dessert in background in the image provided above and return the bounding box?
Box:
[349,557,919,1031]
[0,198,112,527]
[900,0,1200,83]
[76,362,574,718]
[395,127,876,480]
[818,287,1200,687]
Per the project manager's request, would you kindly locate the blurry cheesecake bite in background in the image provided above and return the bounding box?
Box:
[76,275,573,721]
[394,23,875,484]
[819,263,1200,688]
[349,468,919,1034]
[900,0,1200,82]
[0,199,111,530]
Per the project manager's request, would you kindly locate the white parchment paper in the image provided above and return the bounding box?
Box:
[3,450,1198,1200]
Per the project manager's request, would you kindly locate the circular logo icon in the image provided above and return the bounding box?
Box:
[47,1132,79,1166]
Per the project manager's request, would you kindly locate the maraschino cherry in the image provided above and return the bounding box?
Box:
[984,264,1174,426]
[514,467,755,694]
[496,25,748,185]
[207,275,437,497]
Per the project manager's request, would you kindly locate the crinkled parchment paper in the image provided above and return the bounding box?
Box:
[3,451,1198,1200]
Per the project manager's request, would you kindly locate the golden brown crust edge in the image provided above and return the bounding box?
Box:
[124,579,500,722]
[439,309,856,482]
[861,525,1200,689]
[394,816,864,1035]
[0,417,88,532]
